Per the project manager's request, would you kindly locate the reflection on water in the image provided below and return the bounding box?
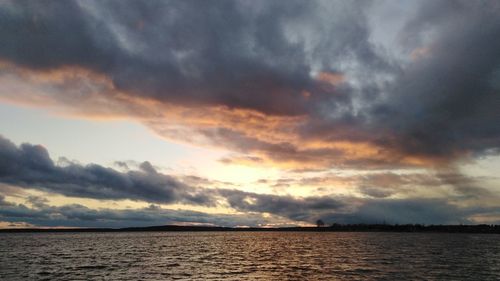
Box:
[1,232,500,280]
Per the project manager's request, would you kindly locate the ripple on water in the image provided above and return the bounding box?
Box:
[1,232,500,280]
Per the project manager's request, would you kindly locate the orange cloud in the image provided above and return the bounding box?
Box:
[0,62,458,172]
[316,71,345,86]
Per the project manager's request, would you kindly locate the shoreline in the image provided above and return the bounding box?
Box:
[1,224,500,234]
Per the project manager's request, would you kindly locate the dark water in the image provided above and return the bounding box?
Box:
[1,232,500,280]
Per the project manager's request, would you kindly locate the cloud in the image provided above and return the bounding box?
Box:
[254,170,497,201]
[3,193,500,227]
[0,135,351,224]
[0,220,35,228]
[0,0,381,116]
[325,198,475,225]
[1,134,499,226]
[0,0,416,171]
[0,135,214,205]
[0,196,288,228]
[0,1,500,226]
[219,189,346,222]
[370,0,500,159]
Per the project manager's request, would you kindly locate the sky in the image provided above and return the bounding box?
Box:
[0,0,500,228]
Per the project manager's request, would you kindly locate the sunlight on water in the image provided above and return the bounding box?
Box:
[1,232,500,280]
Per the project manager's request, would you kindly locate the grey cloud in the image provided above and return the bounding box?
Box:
[0,134,348,222]
[0,198,282,228]
[0,0,383,116]
[113,161,129,170]
[0,1,116,70]
[3,134,498,226]
[0,135,214,205]
[326,199,475,225]
[3,194,500,227]
[358,186,394,198]
[0,195,46,219]
[2,0,499,169]
[372,0,500,158]
[0,135,355,224]
[219,189,346,222]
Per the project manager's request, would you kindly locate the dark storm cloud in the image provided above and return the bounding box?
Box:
[2,134,499,226]
[219,189,345,222]
[0,135,214,205]
[0,195,44,218]
[325,198,476,225]
[0,135,348,223]
[0,0,384,116]
[0,134,335,223]
[1,132,499,226]
[2,0,499,168]
[3,194,500,227]
[0,1,116,70]
[0,134,348,221]
[371,0,500,158]
[0,197,282,228]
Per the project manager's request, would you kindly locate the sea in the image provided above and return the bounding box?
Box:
[1,231,499,280]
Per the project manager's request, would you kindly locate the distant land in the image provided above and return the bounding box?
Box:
[1,224,500,234]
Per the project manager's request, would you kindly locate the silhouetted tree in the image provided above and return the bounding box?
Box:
[316,219,325,227]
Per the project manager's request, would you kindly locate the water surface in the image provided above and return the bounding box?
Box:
[1,232,499,280]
